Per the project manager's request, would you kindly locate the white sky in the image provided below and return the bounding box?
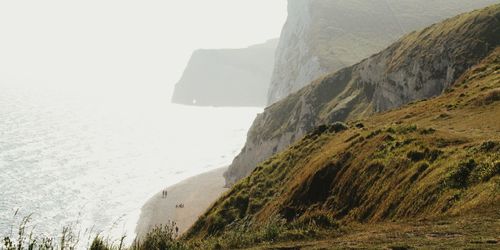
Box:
[0,0,287,98]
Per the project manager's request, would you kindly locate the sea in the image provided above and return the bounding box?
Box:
[0,83,260,247]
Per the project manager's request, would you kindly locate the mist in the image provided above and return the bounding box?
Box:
[0,0,286,100]
[0,0,287,245]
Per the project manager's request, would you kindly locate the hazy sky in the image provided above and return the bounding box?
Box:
[0,0,287,98]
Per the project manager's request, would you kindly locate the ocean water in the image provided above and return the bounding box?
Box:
[0,84,260,245]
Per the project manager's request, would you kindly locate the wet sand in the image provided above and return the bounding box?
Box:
[135,167,228,239]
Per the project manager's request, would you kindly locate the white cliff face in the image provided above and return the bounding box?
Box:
[172,39,278,107]
[267,0,499,105]
[267,0,323,104]
[225,2,500,186]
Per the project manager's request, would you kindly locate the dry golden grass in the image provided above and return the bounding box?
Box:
[252,210,499,249]
[183,48,500,249]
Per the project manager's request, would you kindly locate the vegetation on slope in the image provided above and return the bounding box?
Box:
[225,4,500,186]
[267,0,499,105]
[1,218,187,250]
[261,4,500,142]
[3,5,500,250]
[183,46,500,249]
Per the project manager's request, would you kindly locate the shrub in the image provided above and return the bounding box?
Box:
[484,89,500,103]
[386,127,396,134]
[468,160,500,184]
[420,127,436,135]
[366,129,382,139]
[355,122,365,129]
[247,199,264,214]
[260,215,286,242]
[134,222,187,250]
[480,140,498,152]
[417,162,430,173]
[475,88,500,106]
[90,237,110,250]
[233,193,250,217]
[435,113,451,120]
[296,211,339,229]
[2,214,64,250]
[206,223,255,250]
[330,122,349,133]
[406,148,442,162]
[397,124,418,134]
[407,151,426,162]
[389,244,414,250]
[426,149,443,162]
[367,161,385,174]
[311,125,329,137]
[207,215,226,235]
[445,103,457,110]
[449,159,477,188]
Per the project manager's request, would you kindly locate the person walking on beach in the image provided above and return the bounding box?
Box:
[162,189,168,199]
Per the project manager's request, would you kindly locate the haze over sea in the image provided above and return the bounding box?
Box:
[0,83,260,243]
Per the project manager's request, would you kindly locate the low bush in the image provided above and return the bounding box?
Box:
[468,160,500,184]
[90,237,109,250]
[449,159,477,188]
[355,122,365,129]
[396,124,418,134]
[480,140,498,152]
[133,222,187,250]
[261,216,287,242]
[475,88,500,106]
[330,122,349,133]
[420,127,436,135]
[295,211,339,229]
[407,150,426,162]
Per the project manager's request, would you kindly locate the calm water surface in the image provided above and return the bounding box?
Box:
[0,84,260,245]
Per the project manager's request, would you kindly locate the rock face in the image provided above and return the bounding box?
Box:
[224,3,500,186]
[267,0,500,105]
[172,39,278,107]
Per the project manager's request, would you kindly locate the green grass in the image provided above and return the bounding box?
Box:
[1,217,186,250]
[3,5,500,250]
[251,4,500,144]
[182,46,500,248]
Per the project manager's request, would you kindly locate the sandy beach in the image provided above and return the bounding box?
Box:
[135,167,228,239]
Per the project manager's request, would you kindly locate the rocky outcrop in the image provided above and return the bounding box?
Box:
[224,3,500,186]
[267,0,499,105]
[187,45,500,242]
[172,39,278,107]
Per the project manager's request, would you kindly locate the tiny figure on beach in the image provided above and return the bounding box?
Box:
[175,203,184,208]
[162,189,168,199]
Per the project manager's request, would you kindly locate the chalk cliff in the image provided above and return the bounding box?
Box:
[172,39,278,107]
[267,0,499,105]
[225,2,500,186]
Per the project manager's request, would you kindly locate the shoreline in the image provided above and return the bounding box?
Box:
[135,167,228,239]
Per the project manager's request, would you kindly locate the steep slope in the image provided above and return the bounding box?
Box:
[171,39,277,107]
[224,4,500,186]
[267,0,499,105]
[185,45,500,249]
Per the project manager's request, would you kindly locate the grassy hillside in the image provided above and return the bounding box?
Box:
[183,45,500,249]
[261,4,500,142]
[267,0,499,105]
[5,5,499,250]
[224,3,500,186]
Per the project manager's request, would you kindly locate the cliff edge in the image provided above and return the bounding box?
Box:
[267,0,499,105]
[225,2,500,186]
[172,39,278,107]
